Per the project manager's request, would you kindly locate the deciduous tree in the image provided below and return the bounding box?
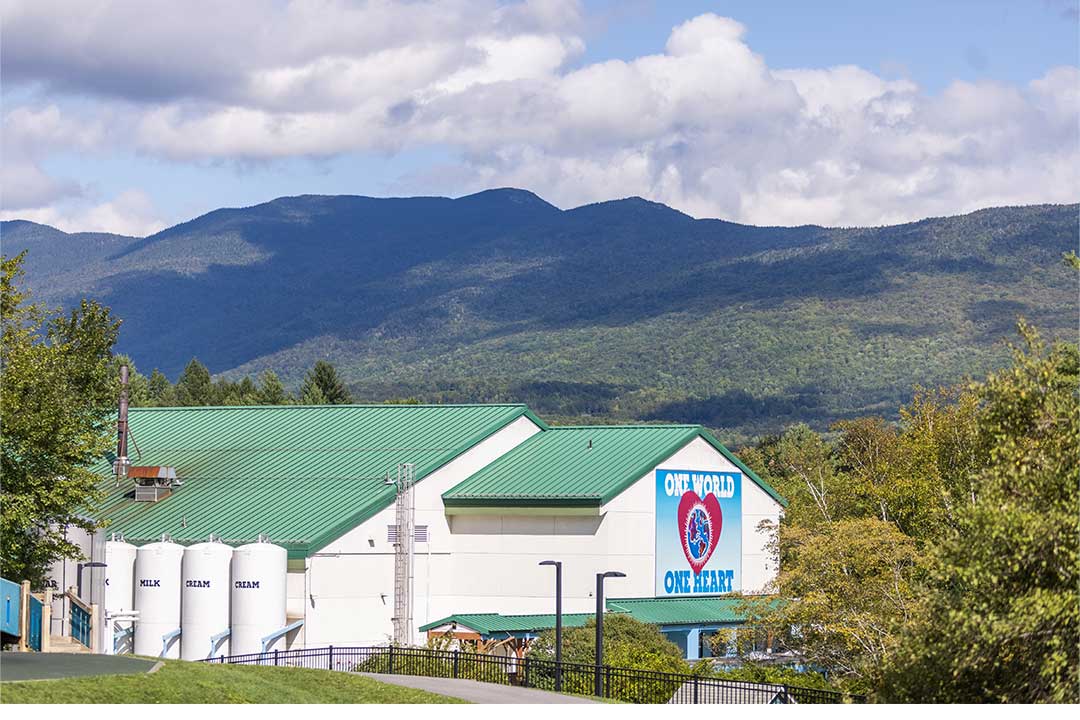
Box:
[882,324,1079,702]
[0,253,120,585]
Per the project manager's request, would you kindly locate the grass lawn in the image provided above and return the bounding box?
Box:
[0,660,467,704]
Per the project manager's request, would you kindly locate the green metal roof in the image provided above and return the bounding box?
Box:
[91,404,544,558]
[420,596,759,635]
[605,597,752,625]
[419,612,594,635]
[441,425,786,508]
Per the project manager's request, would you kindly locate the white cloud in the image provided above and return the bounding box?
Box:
[1,3,1077,232]
[1,189,166,237]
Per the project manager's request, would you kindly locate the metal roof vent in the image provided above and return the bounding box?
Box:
[130,466,179,502]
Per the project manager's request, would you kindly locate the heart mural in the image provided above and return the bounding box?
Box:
[677,491,723,574]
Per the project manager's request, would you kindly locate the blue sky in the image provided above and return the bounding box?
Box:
[2,0,1077,235]
[580,1,1079,92]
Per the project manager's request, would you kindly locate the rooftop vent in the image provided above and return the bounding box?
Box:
[130,466,179,502]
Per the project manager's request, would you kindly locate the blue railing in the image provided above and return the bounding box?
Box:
[27,594,42,651]
[71,599,92,648]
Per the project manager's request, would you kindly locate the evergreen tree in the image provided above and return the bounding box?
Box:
[301,360,352,404]
[235,376,259,405]
[175,358,213,406]
[257,370,290,405]
[300,381,328,405]
[147,369,176,406]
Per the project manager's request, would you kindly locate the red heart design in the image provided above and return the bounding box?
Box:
[677,491,723,574]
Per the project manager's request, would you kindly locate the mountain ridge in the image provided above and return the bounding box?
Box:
[3,191,1076,443]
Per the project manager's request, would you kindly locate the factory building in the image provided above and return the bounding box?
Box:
[74,403,785,659]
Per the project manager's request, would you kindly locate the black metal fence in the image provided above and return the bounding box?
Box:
[204,645,864,704]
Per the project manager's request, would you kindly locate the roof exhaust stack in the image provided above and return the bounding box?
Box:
[114,364,131,482]
[114,363,180,502]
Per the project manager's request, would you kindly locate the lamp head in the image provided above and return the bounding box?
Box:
[539,560,561,568]
[599,571,626,579]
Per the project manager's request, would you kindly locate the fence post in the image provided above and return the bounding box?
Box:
[274,648,280,666]
[452,650,459,678]
[18,581,30,652]
[523,657,530,688]
[329,645,334,671]
[41,591,52,653]
[388,645,395,674]
[693,675,699,704]
[89,604,100,653]
[605,665,612,699]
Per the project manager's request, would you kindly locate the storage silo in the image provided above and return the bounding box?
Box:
[181,540,233,660]
[105,537,138,653]
[230,540,287,655]
[133,539,184,658]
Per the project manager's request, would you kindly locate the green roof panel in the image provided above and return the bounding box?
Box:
[419,612,593,635]
[442,425,787,508]
[420,596,763,635]
[606,596,751,625]
[91,404,541,557]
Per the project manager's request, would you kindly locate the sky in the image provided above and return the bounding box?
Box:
[1,0,1077,236]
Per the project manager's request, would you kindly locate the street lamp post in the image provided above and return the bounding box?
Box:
[539,560,563,690]
[594,570,625,698]
[77,561,107,599]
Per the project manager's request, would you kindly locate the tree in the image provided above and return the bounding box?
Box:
[300,360,353,404]
[257,370,290,405]
[741,393,982,693]
[883,324,1079,702]
[529,613,688,672]
[738,423,847,529]
[146,369,176,406]
[175,358,213,406]
[109,355,150,407]
[528,614,691,702]
[751,518,924,693]
[0,253,120,585]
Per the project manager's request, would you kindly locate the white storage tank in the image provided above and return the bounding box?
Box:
[133,539,184,658]
[105,537,138,653]
[181,540,233,661]
[230,540,287,655]
[45,524,94,636]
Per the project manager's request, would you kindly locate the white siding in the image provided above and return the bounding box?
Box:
[291,426,782,647]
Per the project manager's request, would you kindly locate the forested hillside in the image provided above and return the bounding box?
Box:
[4,190,1076,442]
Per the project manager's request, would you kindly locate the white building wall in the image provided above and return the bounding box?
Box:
[291,428,782,647]
[439,437,781,622]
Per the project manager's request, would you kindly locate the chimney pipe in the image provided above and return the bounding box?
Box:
[116,364,129,481]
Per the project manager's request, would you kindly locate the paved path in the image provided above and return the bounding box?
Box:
[0,652,157,682]
[360,673,598,704]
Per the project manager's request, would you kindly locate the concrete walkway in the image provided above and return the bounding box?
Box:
[360,673,599,704]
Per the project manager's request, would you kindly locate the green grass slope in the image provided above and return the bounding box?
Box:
[0,659,465,704]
